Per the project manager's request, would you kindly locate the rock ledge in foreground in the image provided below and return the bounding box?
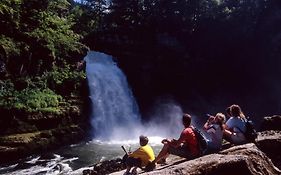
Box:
[111,143,280,175]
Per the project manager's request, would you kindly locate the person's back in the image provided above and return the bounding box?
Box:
[125,135,155,175]
[179,127,199,157]
[204,113,225,153]
[130,144,155,167]
[226,116,246,133]
[152,113,200,166]
[207,124,223,149]
[224,104,247,144]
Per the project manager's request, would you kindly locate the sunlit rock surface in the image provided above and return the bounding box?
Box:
[108,131,281,175]
[260,115,281,131]
[110,144,280,175]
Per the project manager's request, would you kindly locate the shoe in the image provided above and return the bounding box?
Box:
[157,158,167,165]
[131,168,138,175]
[145,162,156,171]
[123,171,131,175]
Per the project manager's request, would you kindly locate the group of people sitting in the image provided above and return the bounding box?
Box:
[123,104,252,175]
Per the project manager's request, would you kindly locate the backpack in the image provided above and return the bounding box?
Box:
[243,117,258,142]
[191,126,208,155]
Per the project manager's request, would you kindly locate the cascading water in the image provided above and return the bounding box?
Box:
[84,51,142,141]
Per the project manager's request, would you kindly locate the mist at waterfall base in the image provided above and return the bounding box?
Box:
[85,51,184,143]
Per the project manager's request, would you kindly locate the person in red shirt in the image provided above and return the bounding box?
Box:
[152,113,199,164]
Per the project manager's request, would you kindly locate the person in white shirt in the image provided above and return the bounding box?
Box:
[203,113,226,153]
[224,104,247,144]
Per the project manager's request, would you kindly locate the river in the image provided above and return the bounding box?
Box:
[0,138,164,175]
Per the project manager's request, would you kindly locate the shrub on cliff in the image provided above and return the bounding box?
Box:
[0,64,85,114]
[42,64,86,96]
[0,80,62,114]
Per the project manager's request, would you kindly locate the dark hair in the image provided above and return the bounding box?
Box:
[230,104,245,118]
[182,113,191,127]
[139,135,149,146]
[226,107,231,116]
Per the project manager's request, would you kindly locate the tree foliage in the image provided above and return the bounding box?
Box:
[71,0,107,36]
[0,0,87,76]
[0,0,88,113]
[0,64,85,113]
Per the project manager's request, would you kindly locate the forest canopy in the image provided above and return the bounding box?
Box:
[0,0,281,117]
[0,0,87,113]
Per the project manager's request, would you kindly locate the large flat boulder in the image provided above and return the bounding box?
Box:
[145,144,279,175]
[110,143,280,175]
[256,130,281,169]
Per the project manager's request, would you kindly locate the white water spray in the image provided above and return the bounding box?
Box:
[143,100,183,138]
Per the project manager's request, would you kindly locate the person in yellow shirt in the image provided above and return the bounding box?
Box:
[124,135,155,175]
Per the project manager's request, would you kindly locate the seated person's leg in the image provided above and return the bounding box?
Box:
[168,145,194,159]
[144,161,156,171]
[205,140,220,154]
[126,157,142,168]
[131,167,138,175]
[230,132,246,144]
[223,130,233,142]
[125,157,141,175]
[153,143,170,163]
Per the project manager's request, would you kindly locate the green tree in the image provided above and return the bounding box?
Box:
[22,0,85,74]
[109,0,142,29]
[0,0,86,76]
[71,0,107,36]
[0,0,88,114]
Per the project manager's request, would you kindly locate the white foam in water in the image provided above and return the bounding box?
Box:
[91,136,164,146]
[0,163,18,172]
[25,156,40,164]
[0,154,76,175]
[46,162,72,175]
[90,139,139,145]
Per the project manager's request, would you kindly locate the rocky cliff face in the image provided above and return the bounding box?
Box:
[256,130,281,169]
[260,115,281,131]
[0,125,85,163]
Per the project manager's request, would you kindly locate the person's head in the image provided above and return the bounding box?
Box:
[215,113,225,130]
[139,135,149,146]
[182,113,192,127]
[226,106,232,117]
[215,113,226,124]
[230,104,245,118]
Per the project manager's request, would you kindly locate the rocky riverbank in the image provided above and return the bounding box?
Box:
[0,125,85,163]
[0,96,90,164]
[73,115,281,175]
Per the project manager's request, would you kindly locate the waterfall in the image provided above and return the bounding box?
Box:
[84,51,141,141]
